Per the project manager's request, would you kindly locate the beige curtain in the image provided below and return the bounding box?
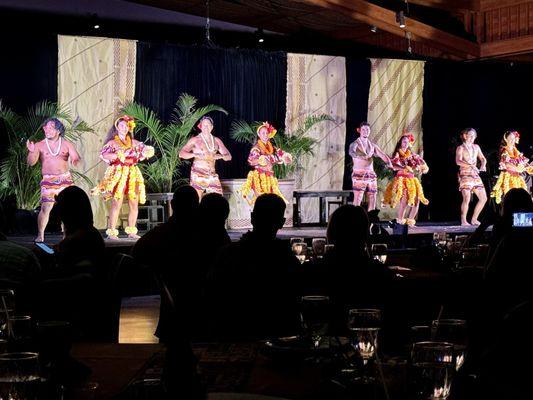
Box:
[367,58,425,217]
[58,35,136,228]
[285,54,347,224]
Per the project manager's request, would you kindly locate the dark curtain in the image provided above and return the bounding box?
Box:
[0,32,58,147]
[135,42,287,179]
[423,61,533,221]
[343,57,372,191]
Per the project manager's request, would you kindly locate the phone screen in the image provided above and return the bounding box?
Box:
[513,212,533,228]
[35,242,54,255]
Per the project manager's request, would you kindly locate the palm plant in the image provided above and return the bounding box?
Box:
[0,100,93,210]
[230,114,334,179]
[121,93,227,193]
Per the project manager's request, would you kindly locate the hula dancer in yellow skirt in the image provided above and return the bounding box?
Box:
[241,122,293,205]
[490,130,533,204]
[383,133,429,226]
[91,115,154,239]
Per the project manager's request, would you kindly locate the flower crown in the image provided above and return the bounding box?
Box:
[257,122,277,139]
[115,115,136,133]
[402,133,415,144]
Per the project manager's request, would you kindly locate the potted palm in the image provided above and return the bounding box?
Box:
[0,100,93,231]
[227,114,334,228]
[120,93,227,216]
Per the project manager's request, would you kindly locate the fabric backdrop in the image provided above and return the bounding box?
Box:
[367,59,425,219]
[135,43,287,181]
[58,35,137,228]
[285,54,347,224]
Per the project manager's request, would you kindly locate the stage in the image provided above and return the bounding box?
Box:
[9,221,485,250]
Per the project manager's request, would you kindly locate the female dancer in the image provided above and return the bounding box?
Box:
[383,133,429,226]
[241,122,292,204]
[92,115,154,239]
[490,130,533,204]
[456,128,487,226]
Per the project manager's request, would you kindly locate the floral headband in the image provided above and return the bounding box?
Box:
[115,115,136,133]
[402,133,415,144]
[257,122,277,139]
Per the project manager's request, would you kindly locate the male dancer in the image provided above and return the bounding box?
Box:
[349,122,393,211]
[27,118,80,242]
[455,128,487,226]
[179,116,232,198]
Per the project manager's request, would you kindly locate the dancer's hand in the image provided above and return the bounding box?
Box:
[26,140,36,153]
[282,152,293,164]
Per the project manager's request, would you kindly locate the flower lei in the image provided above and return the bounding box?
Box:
[257,139,274,155]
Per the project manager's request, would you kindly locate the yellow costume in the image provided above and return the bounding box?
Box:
[383,148,429,208]
[490,145,533,204]
[241,122,291,205]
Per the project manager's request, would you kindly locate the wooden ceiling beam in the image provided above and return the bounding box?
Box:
[293,0,480,57]
[407,0,480,12]
[481,35,533,58]
[481,0,531,12]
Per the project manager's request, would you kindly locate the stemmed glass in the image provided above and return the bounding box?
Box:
[300,296,330,350]
[312,238,327,259]
[0,290,15,340]
[431,319,467,371]
[411,342,455,399]
[0,352,40,400]
[292,242,308,264]
[347,309,381,383]
[371,244,388,264]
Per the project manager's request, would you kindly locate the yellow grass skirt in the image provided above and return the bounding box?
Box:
[91,164,146,204]
[241,170,287,205]
[383,176,429,208]
[490,171,527,204]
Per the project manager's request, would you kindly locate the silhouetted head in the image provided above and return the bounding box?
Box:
[54,186,94,235]
[327,204,369,252]
[199,193,229,227]
[251,194,286,238]
[502,188,533,220]
[171,185,200,217]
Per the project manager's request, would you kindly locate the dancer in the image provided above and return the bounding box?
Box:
[383,133,429,226]
[179,116,232,198]
[456,128,487,226]
[490,130,533,204]
[26,118,80,243]
[241,122,292,205]
[349,122,393,211]
[91,115,154,239]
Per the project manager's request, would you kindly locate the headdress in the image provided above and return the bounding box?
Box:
[257,122,277,139]
[115,115,136,133]
[401,133,415,145]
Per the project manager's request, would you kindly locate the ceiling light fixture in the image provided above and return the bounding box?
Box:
[396,11,406,28]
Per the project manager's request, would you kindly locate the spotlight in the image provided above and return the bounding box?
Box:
[396,11,406,28]
[90,13,101,30]
[370,25,377,33]
[94,24,100,30]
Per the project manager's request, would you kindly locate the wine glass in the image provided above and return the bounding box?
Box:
[431,319,467,371]
[348,309,381,365]
[0,352,40,400]
[8,315,32,351]
[300,296,330,350]
[312,238,327,259]
[371,243,388,264]
[290,237,304,246]
[292,242,308,264]
[0,290,15,340]
[411,342,455,399]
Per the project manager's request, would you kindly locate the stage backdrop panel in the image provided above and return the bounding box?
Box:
[367,58,425,218]
[285,54,347,224]
[58,35,136,228]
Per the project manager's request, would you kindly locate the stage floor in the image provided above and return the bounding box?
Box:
[9,221,486,249]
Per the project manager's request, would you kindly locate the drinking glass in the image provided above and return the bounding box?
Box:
[431,319,467,371]
[0,352,40,400]
[300,296,330,349]
[312,238,327,259]
[8,315,32,351]
[371,244,388,264]
[411,342,455,399]
[0,290,15,340]
[347,309,381,365]
[292,242,308,264]
[290,237,304,246]
[324,244,335,255]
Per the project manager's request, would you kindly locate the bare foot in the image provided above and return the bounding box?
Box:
[461,221,471,226]
[34,236,44,243]
[471,220,481,226]
[107,235,119,240]
[127,234,140,240]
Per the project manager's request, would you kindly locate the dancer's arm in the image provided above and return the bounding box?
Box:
[215,138,232,161]
[178,138,197,160]
[67,140,81,167]
[26,140,40,166]
[374,144,394,168]
[476,145,487,171]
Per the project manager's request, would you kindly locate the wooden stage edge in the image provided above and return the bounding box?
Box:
[8,222,488,249]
